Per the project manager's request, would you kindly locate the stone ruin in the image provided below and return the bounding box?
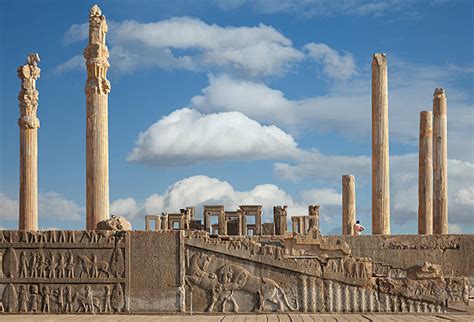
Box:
[1,4,471,316]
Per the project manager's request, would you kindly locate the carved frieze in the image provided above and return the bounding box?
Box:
[0,230,129,314]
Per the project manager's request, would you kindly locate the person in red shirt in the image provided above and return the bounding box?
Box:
[353,220,365,236]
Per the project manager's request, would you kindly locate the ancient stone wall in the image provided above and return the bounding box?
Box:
[0,230,471,314]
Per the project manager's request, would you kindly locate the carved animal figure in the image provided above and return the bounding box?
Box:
[78,255,110,278]
[218,264,299,312]
[185,253,221,312]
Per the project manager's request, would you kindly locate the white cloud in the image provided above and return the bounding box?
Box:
[52,55,85,75]
[190,61,474,162]
[110,197,140,220]
[455,186,474,206]
[305,43,357,80]
[301,188,341,206]
[115,175,339,228]
[0,192,83,222]
[38,192,83,221]
[61,17,304,77]
[0,193,19,220]
[127,108,301,166]
[274,152,371,183]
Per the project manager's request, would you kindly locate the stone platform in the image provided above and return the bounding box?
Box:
[0,230,472,315]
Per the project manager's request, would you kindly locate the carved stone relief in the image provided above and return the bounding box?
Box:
[0,230,128,314]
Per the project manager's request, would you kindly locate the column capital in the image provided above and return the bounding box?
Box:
[84,4,110,95]
[18,53,41,129]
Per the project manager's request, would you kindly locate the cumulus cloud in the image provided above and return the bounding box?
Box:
[127,108,301,166]
[0,192,83,222]
[110,197,140,220]
[60,17,304,77]
[305,43,357,80]
[191,62,474,162]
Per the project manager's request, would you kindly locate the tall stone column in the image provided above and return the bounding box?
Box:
[418,111,433,234]
[84,5,111,230]
[433,88,448,234]
[342,175,356,235]
[371,53,390,235]
[18,53,41,231]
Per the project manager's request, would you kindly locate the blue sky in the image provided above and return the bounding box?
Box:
[1,0,473,233]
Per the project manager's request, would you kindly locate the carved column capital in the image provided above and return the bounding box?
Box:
[84,4,110,95]
[18,53,40,129]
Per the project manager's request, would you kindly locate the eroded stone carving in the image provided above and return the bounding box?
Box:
[186,252,299,313]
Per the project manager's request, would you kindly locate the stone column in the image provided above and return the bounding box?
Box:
[371,53,390,235]
[418,111,433,234]
[161,213,169,231]
[255,206,262,235]
[433,88,448,234]
[218,208,227,236]
[85,5,111,230]
[18,53,41,231]
[342,175,356,235]
[291,218,297,234]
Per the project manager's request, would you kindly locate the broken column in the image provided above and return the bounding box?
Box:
[371,53,390,235]
[18,53,41,231]
[85,5,111,230]
[342,175,356,235]
[418,111,433,235]
[432,88,448,234]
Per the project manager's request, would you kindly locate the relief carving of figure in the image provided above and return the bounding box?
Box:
[79,254,110,278]
[65,286,75,313]
[66,252,75,278]
[54,286,65,312]
[102,285,112,312]
[18,285,29,312]
[30,253,39,278]
[38,252,47,278]
[41,286,51,313]
[47,252,56,278]
[57,253,66,278]
[77,286,100,313]
[30,285,39,313]
[20,251,29,278]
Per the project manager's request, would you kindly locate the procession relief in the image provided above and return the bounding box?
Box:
[0,230,128,314]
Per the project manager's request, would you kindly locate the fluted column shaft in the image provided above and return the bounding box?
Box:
[85,5,111,230]
[433,88,448,234]
[418,111,433,234]
[342,175,356,235]
[371,53,390,235]
[18,53,41,231]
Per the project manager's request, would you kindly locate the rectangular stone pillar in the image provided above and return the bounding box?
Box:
[18,53,41,231]
[273,206,288,235]
[371,53,390,235]
[218,208,227,236]
[161,213,169,231]
[342,175,356,235]
[418,111,433,235]
[292,218,297,234]
[433,88,448,234]
[255,208,262,236]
